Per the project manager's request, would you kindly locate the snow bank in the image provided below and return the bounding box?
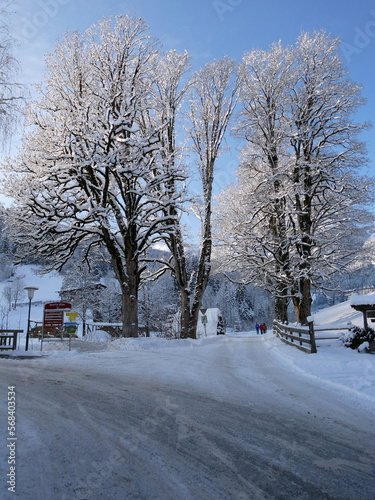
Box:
[267,299,375,404]
[264,334,375,403]
[83,330,112,342]
[110,337,196,351]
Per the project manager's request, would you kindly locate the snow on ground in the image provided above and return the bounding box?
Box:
[312,299,364,328]
[1,270,374,499]
[1,266,374,411]
[5,306,374,413]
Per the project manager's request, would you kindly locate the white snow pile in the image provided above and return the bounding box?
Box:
[265,300,374,403]
[83,329,112,342]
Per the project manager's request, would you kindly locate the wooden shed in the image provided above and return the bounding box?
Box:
[349,293,375,329]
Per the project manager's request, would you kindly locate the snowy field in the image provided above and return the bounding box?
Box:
[1,266,375,498]
[2,265,373,406]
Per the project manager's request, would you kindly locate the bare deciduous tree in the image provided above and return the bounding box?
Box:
[215,31,373,324]
[0,4,22,149]
[158,57,239,338]
[1,16,184,337]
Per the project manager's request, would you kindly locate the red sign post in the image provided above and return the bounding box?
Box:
[43,302,72,330]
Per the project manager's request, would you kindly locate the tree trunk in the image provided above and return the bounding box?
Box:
[299,276,312,325]
[122,246,139,337]
[275,296,288,323]
[189,200,213,339]
[189,302,201,340]
[179,288,191,339]
[108,231,139,338]
[122,291,138,337]
[292,277,312,325]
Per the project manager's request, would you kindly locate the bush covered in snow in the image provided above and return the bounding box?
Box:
[344,326,375,350]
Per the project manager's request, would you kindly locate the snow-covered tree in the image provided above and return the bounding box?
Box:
[138,272,178,336]
[159,57,239,338]
[215,31,373,324]
[185,57,239,337]
[287,31,373,323]
[1,275,25,310]
[94,273,122,324]
[0,4,22,149]
[148,49,192,336]
[0,206,13,280]
[1,16,184,337]
[0,302,9,329]
[2,283,12,311]
[140,53,239,338]
[233,42,292,321]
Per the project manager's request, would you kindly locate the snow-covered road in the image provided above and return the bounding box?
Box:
[1,334,375,499]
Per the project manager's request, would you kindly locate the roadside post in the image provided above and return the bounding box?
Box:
[64,313,79,351]
[24,286,39,351]
[201,308,208,336]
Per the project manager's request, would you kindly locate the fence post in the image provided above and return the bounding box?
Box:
[309,321,317,353]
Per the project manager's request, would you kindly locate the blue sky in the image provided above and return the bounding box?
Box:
[6,0,375,189]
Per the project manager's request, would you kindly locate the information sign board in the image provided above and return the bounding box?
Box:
[43,302,72,329]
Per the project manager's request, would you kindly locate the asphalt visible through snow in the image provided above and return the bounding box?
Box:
[1,336,374,500]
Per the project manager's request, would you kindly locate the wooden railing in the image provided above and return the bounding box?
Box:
[0,330,22,350]
[273,321,352,353]
[273,320,317,353]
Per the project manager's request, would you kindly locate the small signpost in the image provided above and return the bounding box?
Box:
[43,302,72,330]
[43,302,72,344]
[41,302,74,351]
[201,308,208,337]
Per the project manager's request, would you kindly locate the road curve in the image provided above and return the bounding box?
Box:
[1,335,374,500]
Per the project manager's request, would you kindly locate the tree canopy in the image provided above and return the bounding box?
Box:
[214,31,374,324]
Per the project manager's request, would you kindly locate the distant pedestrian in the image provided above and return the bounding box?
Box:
[261,323,267,334]
[255,323,260,334]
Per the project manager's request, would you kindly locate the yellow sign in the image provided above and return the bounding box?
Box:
[66,312,79,322]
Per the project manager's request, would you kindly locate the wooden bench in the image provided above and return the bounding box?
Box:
[0,330,22,350]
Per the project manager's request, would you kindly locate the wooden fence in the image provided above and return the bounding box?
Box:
[273,320,317,353]
[273,320,351,353]
[0,330,22,351]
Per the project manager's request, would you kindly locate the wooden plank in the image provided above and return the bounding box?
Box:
[273,322,310,335]
[278,336,312,353]
[278,332,312,344]
[315,337,340,340]
[314,327,349,332]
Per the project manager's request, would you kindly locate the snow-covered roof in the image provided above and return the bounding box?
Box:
[349,293,375,307]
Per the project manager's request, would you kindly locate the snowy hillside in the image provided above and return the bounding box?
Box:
[312,300,363,328]
[0,264,62,331]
